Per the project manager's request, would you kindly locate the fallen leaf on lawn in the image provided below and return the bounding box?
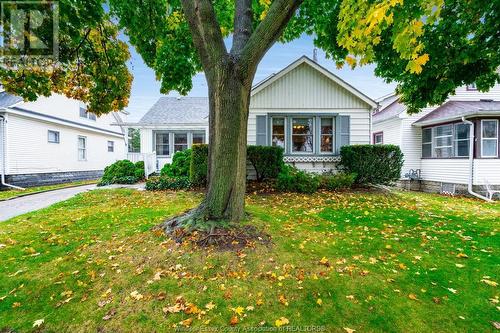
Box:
[278,294,288,306]
[316,298,323,306]
[230,316,239,326]
[344,327,356,333]
[33,319,44,328]
[492,322,500,329]
[432,297,441,304]
[447,288,457,294]
[480,279,498,287]
[455,264,465,268]
[256,299,264,306]
[319,257,330,266]
[102,308,116,321]
[456,253,468,259]
[408,294,418,301]
[275,317,289,327]
[205,302,216,310]
[130,290,144,301]
[231,306,245,316]
[12,302,21,308]
[180,318,193,327]
[246,305,254,311]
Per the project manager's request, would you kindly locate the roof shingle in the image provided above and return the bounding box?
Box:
[137,97,208,125]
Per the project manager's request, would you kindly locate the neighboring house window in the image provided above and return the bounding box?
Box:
[79,107,97,121]
[291,117,314,153]
[174,133,188,153]
[373,132,383,145]
[192,132,205,145]
[481,119,498,158]
[422,128,432,158]
[155,132,169,156]
[271,117,286,149]
[107,141,114,152]
[48,130,60,143]
[78,136,87,160]
[454,123,470,157]
[320,118,334,152]
[422,123,471,158]
[466,82,477,91]
[433,124,453,158]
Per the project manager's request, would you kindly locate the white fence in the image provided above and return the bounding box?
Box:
[127,152,157,179]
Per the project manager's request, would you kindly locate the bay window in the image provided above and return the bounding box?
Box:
[422,123,471,158]
[482,119,498,157]
[454,123,469,157]
[292,118,314,153]
[433,124,453,158]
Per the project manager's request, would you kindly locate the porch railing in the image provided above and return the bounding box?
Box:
[127,152,157,179]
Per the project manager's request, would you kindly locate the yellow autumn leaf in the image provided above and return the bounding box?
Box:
[231,306,245,316]
[345,56,357,68]
[275,317,289,327]
[316,298,323,306]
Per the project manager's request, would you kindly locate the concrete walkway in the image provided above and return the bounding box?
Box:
[0,183,146,222]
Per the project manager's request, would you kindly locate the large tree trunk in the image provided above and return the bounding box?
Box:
[203,63,251,222]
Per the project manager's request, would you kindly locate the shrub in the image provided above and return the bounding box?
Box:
[320,172,357,191]
[161,149,192,178]
[145,176,191,191]
[276,165,320,194]
[134,161,145,180]
[190,144,209,186]
[339,145,404,185]
[247,146,284,181]
[99,160,139,186]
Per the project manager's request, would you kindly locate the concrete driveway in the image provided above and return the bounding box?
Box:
[0,184,97,222]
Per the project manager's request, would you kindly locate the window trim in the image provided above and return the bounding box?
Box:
[373,131,383,145]
[107,140,114,152]
[78,136,87,161]
[154,131,170,157]
[481,119,498,158]
[47,130,60,144]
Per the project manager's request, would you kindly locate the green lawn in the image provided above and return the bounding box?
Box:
[0,180,96,201]
[0,189,498,332]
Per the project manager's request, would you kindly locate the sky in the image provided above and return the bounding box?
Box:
[123,34,397,122]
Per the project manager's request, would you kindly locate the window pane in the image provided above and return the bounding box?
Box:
[435,125,452,137]
[292,135,313,152]
[89,113,97,121]
[482,139,498,157]
[108,141,114,152]
[374,133,383,144]
[422,143,432,157]
[455,140,469,157]
[48,131,59,143]
[292,118,313,135]
[174,133,187,144]
[436,136,452,147]
[272,118,285,135]
[192,132,205,144]
[78,137,86,149]
[482,120,498,138]
[422,128,432,143]
[321,135,333,152]
[79,107,87,118]
[455,124,469,140]
[435,147,452,158]
[272,135,285,148]
[155,133,169,155]
[321,118,333,135]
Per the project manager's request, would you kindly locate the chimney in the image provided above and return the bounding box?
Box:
[313,48,318,63]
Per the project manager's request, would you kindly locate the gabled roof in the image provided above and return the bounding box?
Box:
[137,97,208,125]
[0,91,23,108]
[251,56,377,108]
[413,100,500,127]
[372,94,406,124]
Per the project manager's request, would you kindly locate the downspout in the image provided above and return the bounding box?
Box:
[0,114,25,190]
[462,117,491,202]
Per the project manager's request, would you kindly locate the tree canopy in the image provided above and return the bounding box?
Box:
[1,0,498,113]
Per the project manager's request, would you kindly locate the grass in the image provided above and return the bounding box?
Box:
[0,189,498,332]
[0,180,97,201]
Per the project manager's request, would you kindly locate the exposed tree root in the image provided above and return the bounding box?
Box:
[154,208,272,251]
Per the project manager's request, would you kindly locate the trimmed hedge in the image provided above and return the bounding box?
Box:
[339,145,404,185]
[99,160,141,186]
[145,176,191,191]
[161,149,191,178]
[320,172,357,191]
[247,146,284,182]
[276,165,320,194]
[190,144,209,186]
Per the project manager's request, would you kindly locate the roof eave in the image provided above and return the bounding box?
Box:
[413,111,500,127]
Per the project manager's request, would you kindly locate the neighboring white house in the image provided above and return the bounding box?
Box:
[0,92,127,187]
[125,56,377,174]
[372,83,500,197]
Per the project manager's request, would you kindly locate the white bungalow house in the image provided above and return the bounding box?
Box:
[372,83,500,199]
[125,56,377,174]
[0,92,127,188]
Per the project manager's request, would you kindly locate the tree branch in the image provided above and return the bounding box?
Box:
[180,0,228,70]
[230,0,253,56]
[239,0,303,79]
